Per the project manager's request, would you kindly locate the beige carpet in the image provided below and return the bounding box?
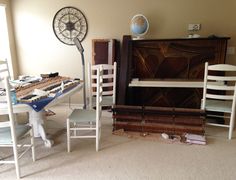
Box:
[1,105,236,180]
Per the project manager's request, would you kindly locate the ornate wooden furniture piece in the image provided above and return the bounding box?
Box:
[114,35,230,133]
[113,105,205,135]
[117,35,230,108]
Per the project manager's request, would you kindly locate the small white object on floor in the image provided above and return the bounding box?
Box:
[161,133,169,139]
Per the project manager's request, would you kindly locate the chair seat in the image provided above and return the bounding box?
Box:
[205,99,232,113]
[0,124,31,144]
[68,109,96,123]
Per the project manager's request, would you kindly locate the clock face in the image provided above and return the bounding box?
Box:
[52,7,88,45]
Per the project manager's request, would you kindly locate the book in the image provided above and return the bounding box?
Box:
[185,133,206,145]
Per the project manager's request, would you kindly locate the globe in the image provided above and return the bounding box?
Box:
[130,14,149,39]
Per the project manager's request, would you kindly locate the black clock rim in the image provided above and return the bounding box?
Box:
[52,6,88,45]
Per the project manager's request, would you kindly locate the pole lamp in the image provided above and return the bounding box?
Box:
[73,37,86,109]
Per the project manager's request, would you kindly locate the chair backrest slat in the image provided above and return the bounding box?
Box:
[102,74,114,79]
[102,82,113,87]
[207,84,235,91]
[207,75,236,81]
[208,64,236,71]
[206,94,234,100]
[102,91,113,95]
[0,59,10,78]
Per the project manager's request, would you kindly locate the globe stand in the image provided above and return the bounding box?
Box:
[132,36,145,40]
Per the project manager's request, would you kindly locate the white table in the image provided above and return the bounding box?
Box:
[0,83,83,147]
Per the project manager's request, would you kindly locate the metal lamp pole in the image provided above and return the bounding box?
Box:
[73,37,86,109]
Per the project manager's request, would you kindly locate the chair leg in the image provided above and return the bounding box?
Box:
[229,112,235,140]
[67,119,71,152]
[12,143,21,179]
[96,125,99,152]
[96,137,99,152]
[30,127,36,162]
[73,122,77,136]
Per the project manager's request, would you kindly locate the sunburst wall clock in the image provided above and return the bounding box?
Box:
[52,6,88,45]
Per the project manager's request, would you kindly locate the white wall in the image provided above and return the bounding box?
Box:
[0,0,18,77]
[10,0,236,103]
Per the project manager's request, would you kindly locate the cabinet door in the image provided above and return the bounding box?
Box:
[92,39,116,65]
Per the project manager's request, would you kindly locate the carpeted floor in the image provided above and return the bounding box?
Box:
[1,105,236,180]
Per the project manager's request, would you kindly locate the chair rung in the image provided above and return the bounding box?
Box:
[0,160,15,164]
[18,144,33,147]
[0,144,13,147]
[0,144,32,147]
[206,114,230,119]
[18,146,32,159]
[70,127,96,130]
[0,121,10,128]
[206,122,230,128]
[70,135,96,138]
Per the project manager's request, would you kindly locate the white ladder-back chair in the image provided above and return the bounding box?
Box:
[88,62,117,109]
[0,76,35,179]
[202,62,236,139]
[67,66,103,152]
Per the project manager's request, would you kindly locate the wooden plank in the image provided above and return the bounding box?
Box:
[113,122,204,135]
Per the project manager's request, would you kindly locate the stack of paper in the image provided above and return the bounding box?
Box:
[185,133,206,145]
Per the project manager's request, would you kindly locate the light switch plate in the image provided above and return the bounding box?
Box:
[188,24,201,31]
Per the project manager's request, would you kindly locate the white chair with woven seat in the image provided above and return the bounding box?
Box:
[67,66,103,152]
[0,76,36,179]
[202,62,236,139]
[88,62,117,110]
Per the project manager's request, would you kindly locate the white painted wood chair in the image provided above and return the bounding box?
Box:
[67,66,103,152]
[0,76,35,179]
[88,62,117,110]
[202,62,236,139]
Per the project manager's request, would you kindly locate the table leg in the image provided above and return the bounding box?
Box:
[29,110,54,147]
